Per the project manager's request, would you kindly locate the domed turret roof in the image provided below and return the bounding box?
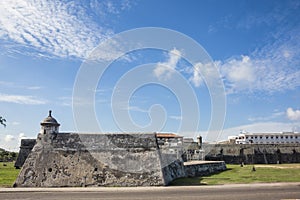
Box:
[40,110,60,126]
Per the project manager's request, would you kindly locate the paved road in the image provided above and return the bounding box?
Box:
[1,183,300,200]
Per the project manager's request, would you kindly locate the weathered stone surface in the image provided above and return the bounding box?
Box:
[162,160,186,185]
[184,161,226,177]
[14,111,227,187]
[14,139,36,169]
[14,132,227,187]
[14,133,168,187]
[204,143,300,164]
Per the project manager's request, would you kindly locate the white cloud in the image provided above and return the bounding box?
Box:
[221,56,255,86]
[286,108,300,121]
[4,135,15,142]
[205,18,300,94]
[87,38,133,61]
[248,111,284,122]
[127,106,148,113]
[0,93,46,105]
[57,96,72,107]
[19,133,27,140]
[221,122,297,137]
[217,13,300,94]
[0,0,130,60]
[26,86,42,90]
[154,48,182,80]
[169,115,182,120]
[90,0,132,16]
[218,53,300,94]
[190,62,222,88]
[6,121,20,126]
[190,63,204,87]
[0,81,43,90]
[0,133,28,151]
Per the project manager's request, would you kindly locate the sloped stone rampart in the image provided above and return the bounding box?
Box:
[184,161,226,177]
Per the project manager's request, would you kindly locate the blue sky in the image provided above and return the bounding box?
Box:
[1,0,300,150]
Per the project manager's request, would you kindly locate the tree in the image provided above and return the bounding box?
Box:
[0,116,6,128]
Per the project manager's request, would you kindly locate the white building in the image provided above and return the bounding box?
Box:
[232,132,300,144]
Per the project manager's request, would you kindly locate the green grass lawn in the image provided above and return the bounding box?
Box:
[0,162,20,187]
[171,164,300,186]
[1,163,300,187]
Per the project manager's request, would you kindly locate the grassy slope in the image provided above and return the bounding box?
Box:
[171,164,300,185]
[0,162,20,187]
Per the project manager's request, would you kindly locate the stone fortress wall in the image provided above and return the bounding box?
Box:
[14,109,300,187]
[14,139,36,169]
[15,132,226,187]
[15,133,169,187]
[14,111,226,187]
[204,143,300,164]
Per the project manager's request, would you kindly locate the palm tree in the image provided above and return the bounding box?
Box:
[0,116,6,128]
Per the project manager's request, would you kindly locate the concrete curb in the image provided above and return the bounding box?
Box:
[1,182,299,193]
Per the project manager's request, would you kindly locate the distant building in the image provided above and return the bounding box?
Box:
[231,132,300,144]
[155,133,183,148]
[155,133,202,161]
[155,133,184,161]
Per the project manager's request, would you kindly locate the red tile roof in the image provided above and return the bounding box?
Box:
[155,133,183,138]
